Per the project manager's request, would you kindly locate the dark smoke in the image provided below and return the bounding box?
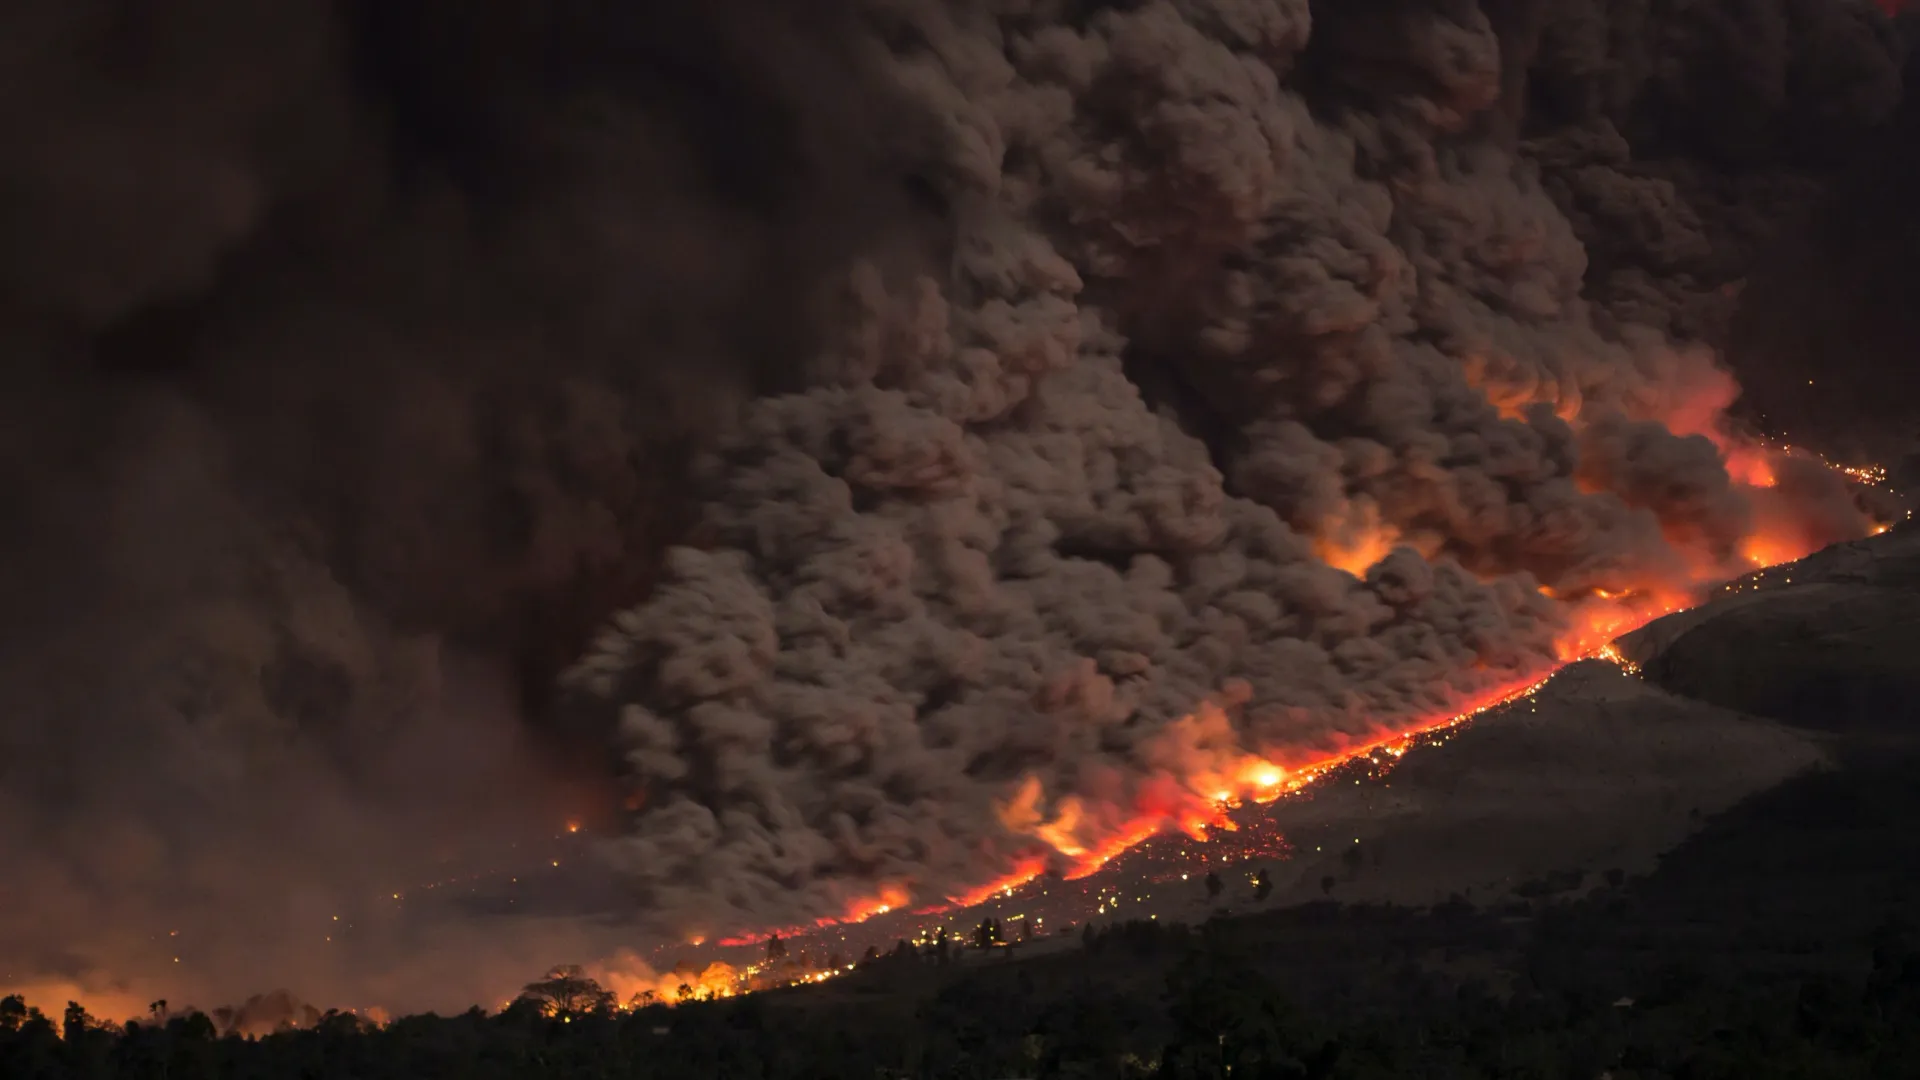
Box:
[1726,7,1920,476]
[0,0,937,1011]
[0,0,1910,1011]
[562,0,1907,938]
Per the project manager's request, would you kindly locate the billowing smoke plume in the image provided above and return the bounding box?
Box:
[0,0,1910,1010]
[561,0,1908,939]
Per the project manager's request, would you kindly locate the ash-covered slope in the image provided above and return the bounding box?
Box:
[1192,520,1920,913]
[1113,657,1822,918]
[1627,520,1920,731]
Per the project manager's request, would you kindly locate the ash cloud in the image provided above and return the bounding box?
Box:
[0,0,936,1012]
[2,0,1911,1010]
[563,0,1907,939]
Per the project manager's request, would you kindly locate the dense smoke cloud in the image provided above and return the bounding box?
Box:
[0,0,935,1011]
[563,0,1907,938]
[0,0,1910,1011]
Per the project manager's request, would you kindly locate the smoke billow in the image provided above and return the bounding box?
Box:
[1,0,1912,1009]
[561,0,1910,938]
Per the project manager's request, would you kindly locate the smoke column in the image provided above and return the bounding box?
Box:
[0,0,1909,1009]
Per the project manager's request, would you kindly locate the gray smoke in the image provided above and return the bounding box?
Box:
[0,0,1909,1011]
[560,0,1907,939]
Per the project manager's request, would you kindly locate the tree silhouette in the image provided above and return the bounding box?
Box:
[62,1001,94,1042]
[1254,868,1273,901]
[1321,875,1336,896]
[1204,871,1224,901]
[973,916,1004,949]
[765,933,788,964]
[516,965,616,1017]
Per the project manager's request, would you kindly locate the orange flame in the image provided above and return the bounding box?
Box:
[1312,501,1413,577]
[1721,444,1777,488]
[829,884,910,926]
[589,952,745,1006]
[713,883,913,947]
[989,676,1567,891]
[935,856,1050,910]
[1316,528,1398,578]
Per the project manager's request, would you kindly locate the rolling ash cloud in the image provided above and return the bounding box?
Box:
[0,0,1910,1008]
[561,0,1909,937]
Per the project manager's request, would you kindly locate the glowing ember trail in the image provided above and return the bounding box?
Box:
[714,885,911,947]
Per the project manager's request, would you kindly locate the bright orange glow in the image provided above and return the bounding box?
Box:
[826,884,911,926]
[1740,532,1804,568]
[937,857,1050,910]
[714,883,913,947]
[589,952,746,1007]
[1721,445,1777,488]
[3,982,153,1028]
[1313,501,1402,577]
[983,673,1566,896]
[1552,589,1690,662]
[1063,819,1165,880]
[1317,527,1397,577]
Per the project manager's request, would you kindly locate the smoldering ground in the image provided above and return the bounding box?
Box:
[0,0,1913,1014]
